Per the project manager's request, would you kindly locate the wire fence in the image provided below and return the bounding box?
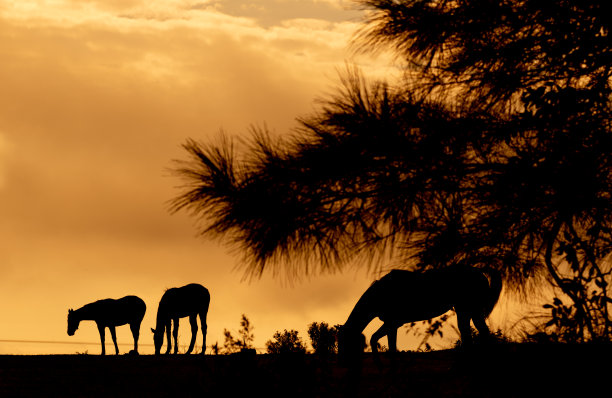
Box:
[0,339,267,354]
[0,339,154,347]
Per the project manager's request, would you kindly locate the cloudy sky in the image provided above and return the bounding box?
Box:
[0,0,508,354]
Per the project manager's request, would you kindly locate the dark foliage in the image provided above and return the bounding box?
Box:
[355,0,611,111]
[222,314,255,354]
[307,322,340,356]
[265,329,307,354]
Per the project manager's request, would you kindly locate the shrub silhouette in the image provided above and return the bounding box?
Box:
[307,322,339,356]
[223,314,255,354]
[266,329,307,354]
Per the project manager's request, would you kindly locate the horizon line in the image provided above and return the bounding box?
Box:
[0,339,155,347]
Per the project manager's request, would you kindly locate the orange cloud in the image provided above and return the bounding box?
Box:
[0,1,409,355]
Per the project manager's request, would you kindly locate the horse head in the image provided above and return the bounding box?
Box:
[67,309,80,336]
[151,327,163,355]
[337,326,366,367]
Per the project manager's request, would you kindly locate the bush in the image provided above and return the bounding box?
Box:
[223,314,255,354]
[266,329,307,354]
[307,322,339,356]
[453,328,513,349]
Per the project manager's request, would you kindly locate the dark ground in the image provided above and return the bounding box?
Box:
[0,343,609,397]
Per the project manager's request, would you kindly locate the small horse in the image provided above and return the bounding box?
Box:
[337,266,502,364]
[151,283,210,355]
[67,295,146,355]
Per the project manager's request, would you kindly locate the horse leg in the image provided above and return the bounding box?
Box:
[457,311,473,349]
[473,315,491,343]
[199,312,207,355]
[109,326,119,355]
[96,322,106,356]
[165,321,172,354]
[130,321,141,353]
[186,314,198,354]
[172,318,179,354]
[387,325,399,369]
[370,323,391,367]
[370,323,396,353]
[387,326,398,353]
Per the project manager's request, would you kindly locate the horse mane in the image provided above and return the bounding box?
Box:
[369,268,405,287]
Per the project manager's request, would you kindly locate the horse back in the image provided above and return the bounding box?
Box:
[372,270,454,321]
[116,295,147,319]
[373,267,493,323]
[90,296,146,326]
[158,283,210,319]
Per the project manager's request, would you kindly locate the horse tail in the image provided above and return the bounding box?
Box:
[481,268,502,318]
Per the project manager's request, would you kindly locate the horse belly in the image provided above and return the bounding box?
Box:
[165,304,199,319]
[174,310,194,319]
[106,309,141,326]
[97,316,129,327]
[380,299,453,325]
[175,302,206,318]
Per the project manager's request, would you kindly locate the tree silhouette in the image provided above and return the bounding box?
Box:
[222,314,255,353]
[171,1,611,340]
[307,322,339,356]
[265,329,307,354]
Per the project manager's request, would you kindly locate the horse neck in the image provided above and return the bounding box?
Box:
[343,294,376,335]
[73,304,95,321]
[155,302,169,328]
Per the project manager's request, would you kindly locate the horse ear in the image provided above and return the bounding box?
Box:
[68,309,73,314]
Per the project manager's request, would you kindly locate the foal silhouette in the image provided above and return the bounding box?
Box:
[67,295,146,355]
[338,266,502,364]
[151,283,210,355]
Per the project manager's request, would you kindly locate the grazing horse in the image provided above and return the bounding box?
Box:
[67,295,146,355]
[337,266,502,364]
[151,283,210,355]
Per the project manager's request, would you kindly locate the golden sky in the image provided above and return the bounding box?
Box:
[0,0,506,354]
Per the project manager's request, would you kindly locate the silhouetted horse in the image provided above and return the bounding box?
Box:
[151,283,210,355]
[67,295,146,355]
[338,266,502,364]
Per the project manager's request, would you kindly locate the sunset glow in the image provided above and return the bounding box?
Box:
[0,1,504,355]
